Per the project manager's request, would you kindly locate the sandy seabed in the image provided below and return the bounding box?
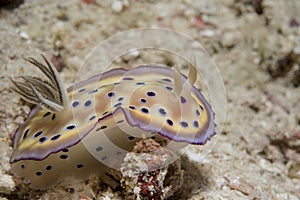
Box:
[0,0,299,199]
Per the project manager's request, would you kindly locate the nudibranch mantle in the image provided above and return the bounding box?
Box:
[9,56,216,189]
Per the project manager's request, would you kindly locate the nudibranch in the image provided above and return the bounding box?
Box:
[9,55,215,189]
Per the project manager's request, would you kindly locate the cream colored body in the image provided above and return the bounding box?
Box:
[10,57,215,189]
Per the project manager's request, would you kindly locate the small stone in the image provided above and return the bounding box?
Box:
[19,31,29,40]
[128,49,140,58]
[111,0,123,13]
[122,49,140,62]
[0,174,15,194]
[224,173,261,199]
[288,163,300,179]
[221,31,242,48]
[199,29,215,37]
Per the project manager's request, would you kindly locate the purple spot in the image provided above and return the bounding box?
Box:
[199,105,204,110]
[123,77,134,80]
[60,155,68,159]
[96,126,107,131]
[78,88,86,93]
[114,102,122,108]
[88,89,98,94]
[43,112,51,117]
[141,107,149,114]
[159,108,167,116]
[34,131,43,138]
[162,78,172,82]
[100,125,107,130]
[36,171,42,176]
[196,109,200,116]
[129,106,136,110]
[140,98,147,103]
[72,101,80,108]
[101,156,107,161]
[46,165,52,170]
[23,128,30,139]
[107,92,115,98]
[180,121,189,128]
[51,134,61,141]
[96,146,103,151]
[66,125,76,130]
[165,86,173,91]
[136,82,145,85]
[180,96,187,104]
[52,114,56,120]
[102,111,109,116]
[147,91,156,97]
[89,115,96,121]
[194,121,199,128]
[118,97,124,101]
[128,136,135,140]
[21,164,25,169]
[166,119,173,126]
[77,164,84,168]
[39,137,47,143]
[84,100,92,107]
